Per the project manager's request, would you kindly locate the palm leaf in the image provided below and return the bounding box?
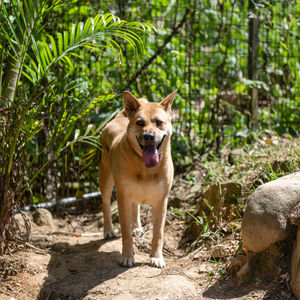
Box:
[0,0,154,209]
[21,12,153,84]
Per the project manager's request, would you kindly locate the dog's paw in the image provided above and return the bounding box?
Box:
[120,255,135,267]
[132,226,144,236]
[150,256,166,268]
[104,229,117,239]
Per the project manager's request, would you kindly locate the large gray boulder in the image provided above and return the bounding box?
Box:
[242,172,300,253]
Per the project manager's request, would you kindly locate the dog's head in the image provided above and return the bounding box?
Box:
[124,90,177,168]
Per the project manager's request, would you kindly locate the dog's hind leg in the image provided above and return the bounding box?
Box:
[132,203,143,236]
[99,156,116,239]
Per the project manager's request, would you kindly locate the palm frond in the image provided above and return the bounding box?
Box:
[21,12,153,84]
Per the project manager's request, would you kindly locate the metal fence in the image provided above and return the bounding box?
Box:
[29,0,300,203]
[94,0,300,151]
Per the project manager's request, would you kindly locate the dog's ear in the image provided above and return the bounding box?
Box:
[160,89,177,113]
[123,91,141,118]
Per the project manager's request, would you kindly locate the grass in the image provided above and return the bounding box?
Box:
[169,133,300,254]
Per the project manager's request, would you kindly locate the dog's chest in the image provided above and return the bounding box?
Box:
[123,176,167,204]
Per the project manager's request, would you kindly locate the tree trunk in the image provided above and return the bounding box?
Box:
[2,58,21,104]
[248,0,259,130]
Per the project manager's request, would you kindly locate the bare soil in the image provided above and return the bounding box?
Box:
[1,136,299,299]
[0,205,295,300]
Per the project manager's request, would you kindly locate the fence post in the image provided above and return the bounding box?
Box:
[248,0,259,130]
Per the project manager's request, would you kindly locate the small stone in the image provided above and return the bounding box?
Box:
[32,208,54,229]
[198,264,209,274]
[228,148,248,164]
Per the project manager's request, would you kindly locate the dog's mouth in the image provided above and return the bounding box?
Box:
[136,135,165,151]
[136,135,166,168]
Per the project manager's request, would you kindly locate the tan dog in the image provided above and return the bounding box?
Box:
[99,90,177,268]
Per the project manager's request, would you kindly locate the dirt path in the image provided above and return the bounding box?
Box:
[21,237,201,299]
[0,208,295,300]
[2,138,299,299]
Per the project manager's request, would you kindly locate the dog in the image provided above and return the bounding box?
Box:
[99,89,177,268]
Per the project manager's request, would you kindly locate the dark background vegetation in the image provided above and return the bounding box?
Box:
[0,0,299,251]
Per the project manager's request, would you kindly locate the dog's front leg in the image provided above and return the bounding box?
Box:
[118,195,135,267]
[150,198,168,268]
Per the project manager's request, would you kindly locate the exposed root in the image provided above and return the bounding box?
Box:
[1,209,31,255]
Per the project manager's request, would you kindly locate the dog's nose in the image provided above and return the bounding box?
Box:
[143,133,155,141]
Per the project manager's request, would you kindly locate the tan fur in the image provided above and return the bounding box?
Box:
[99,90,177,268]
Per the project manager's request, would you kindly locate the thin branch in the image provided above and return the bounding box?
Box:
[127,8,190,87]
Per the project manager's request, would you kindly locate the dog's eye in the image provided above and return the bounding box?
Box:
[156,120,163,126]
[136,120,145,127]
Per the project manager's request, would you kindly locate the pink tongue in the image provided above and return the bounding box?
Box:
[142,145,159,168]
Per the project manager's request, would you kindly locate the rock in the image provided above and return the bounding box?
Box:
[236,260,250,283]
[13,212,32,232]
[189,182,242,240]
[203,182,242,208]
[291,229,300,299]
[237,245,282,283]
[32,208,54,229]
[242,172,300,253]
[290,202,300,226]
[14,213,26,230]
[228,148,248,165]
[198,264,209,274]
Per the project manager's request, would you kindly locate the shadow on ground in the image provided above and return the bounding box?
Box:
[203,277,295,300]
[38,237,142,300]
[203,279,254,299]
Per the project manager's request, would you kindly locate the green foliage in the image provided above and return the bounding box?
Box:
[186,209,214,238]
[1,0,300,208]
[0,0,152,253]
[93,0,300,165]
